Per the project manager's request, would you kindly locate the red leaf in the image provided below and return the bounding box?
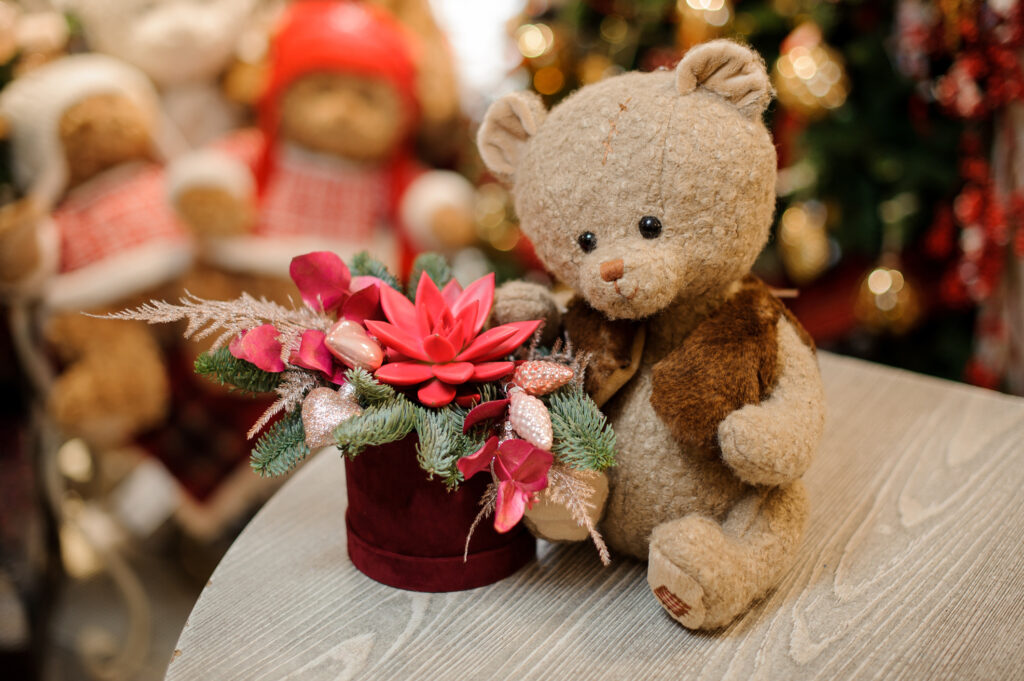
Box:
[417,378,457,407]
[374,361,434,385]
[379,282,419,335]
[364,320,427,361]
[441,279,463,306]
[432,362,474,384]
[454,325,517,363]
[452,273,495,336]
[472,361,514,381]
[462,398,510,432]
[229,324,284,372]
[423,334,457,364]
[475,320,542,361]
[290,330,333,375]
[494,481,528,533]
[341,283,380,323]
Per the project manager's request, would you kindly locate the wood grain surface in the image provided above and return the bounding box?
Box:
[165,354,1024,681]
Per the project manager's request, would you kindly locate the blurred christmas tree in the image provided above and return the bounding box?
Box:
[505,0,1013,385]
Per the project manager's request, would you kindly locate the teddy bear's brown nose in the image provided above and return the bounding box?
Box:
[600,259,625,282]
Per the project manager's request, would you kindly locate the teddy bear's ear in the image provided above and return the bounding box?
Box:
[477,91,547,184]
[675,40,773,120]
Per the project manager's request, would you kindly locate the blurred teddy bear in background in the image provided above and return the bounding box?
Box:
[0,53,192,450]
[63,0,257,148]
[170,0,476,286]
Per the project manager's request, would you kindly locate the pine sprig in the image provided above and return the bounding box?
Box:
[195,347,282,394]
[344,367,396,406]
[349,251,402,291]
[333,398,416,457]
[547,384,616,470]
[407,253,454,300]
[250,409,310,477]
[414,406,463,486]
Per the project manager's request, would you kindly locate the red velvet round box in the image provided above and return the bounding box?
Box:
[344,435,536,592]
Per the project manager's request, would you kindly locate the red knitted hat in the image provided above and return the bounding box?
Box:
[256,0,420,190]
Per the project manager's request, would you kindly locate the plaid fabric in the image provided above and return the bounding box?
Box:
[257,147,391,242]
[53,163,189,274]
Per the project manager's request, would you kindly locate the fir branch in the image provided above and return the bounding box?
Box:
[545,465,611,566]
[414,406,465,487]
[547,384,616,470]
[194,346,282,394]
[344,367,396,406]
[250,409,310,477]
[247,370,320,439]
[101,290,330,352]
[349,251,402,291]
[407,252,454,300]
[333,398,416,457]
[463,483,498,562]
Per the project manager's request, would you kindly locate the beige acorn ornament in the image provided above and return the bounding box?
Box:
[301,384,362,449]
[508,387,553,451]
[512,360,574,396]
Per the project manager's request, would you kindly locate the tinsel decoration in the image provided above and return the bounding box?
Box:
[301,385,362,449]
[512,360,575,396]
[508,388,553,451]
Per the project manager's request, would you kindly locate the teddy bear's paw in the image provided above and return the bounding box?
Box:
[648,542,707,629]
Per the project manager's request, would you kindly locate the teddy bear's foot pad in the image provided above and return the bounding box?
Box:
[648,545,706,629]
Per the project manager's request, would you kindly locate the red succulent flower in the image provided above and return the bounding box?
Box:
[457,436,552,532]
[366,274,541,407]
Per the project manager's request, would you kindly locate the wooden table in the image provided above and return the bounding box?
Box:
[165,354,1024,681]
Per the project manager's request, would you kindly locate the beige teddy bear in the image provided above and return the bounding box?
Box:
[478,40,825,630]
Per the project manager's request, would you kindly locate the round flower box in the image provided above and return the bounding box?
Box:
[344,435,536,592]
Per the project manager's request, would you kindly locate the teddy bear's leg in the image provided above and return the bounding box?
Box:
[647,480,808,630]
[46,314,169,450]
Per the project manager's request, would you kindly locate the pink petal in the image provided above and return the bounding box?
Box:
[423,334,457,363]
[351,275,383,292]
[432,362,474,384]
[455,392,481,408]
[468,320,542,362]
[514,449,553,491]
[417,379,457,407]
[452,273,495,336]
[374,361,434,386]
[441,279,463,306]
[289,251,350,312]
[472,361,515,381]
[230,324,284,372]
[290,330,333,375]
[379,283,419,335]
[328,368,348,385]
[454,325,517,363]
[494,481,528,533]
[496,438,535,474]
[456,435,498,480]
[462,398,510,432]
[341,284,380,323]
[364,320,427,361]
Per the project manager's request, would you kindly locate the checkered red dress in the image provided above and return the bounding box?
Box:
[53,163,190,274]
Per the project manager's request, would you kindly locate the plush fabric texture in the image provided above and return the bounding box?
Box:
[563,298,643,407]
[477,39,826,630]
[491,280,562,346]
[649,276,812,451]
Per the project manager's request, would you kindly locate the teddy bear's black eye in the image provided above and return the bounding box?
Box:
[639,216,662,239]
[577,232,598,253]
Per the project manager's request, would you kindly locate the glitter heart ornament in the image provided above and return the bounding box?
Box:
[301,385,362,449]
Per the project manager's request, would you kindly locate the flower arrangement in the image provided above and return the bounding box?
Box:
[107,251,615,562]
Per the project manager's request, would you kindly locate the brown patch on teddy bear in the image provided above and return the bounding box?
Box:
[59,93,154,189]
[564,298,644,408]
[649,276,814,450]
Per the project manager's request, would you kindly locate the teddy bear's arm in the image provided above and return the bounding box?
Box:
[717,315,825,486]
[167,149,257,236]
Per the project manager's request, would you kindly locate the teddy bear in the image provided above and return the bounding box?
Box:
[169,0,475,286]
[64,0,257,148]
[0,53,193,450]
[477,40,826,630]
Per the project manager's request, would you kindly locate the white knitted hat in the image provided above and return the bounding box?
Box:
[0,53,163,209]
